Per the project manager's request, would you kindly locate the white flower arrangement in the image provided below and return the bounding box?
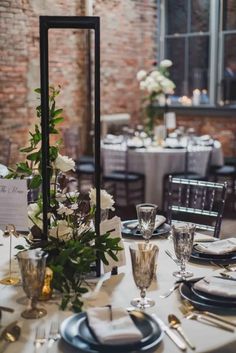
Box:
[137,60,175,101]
[89,188,115,211]
[54,154,75,172]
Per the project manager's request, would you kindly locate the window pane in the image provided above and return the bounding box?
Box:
[166,0,187,34]
[222,34,236,102]
[223,0,236,30]
[166,37,186,96]
[191,0,210,32]
[189,36,209,93]
[224,34,236,65]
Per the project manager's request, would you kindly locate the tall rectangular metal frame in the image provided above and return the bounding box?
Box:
[39,16,101,275]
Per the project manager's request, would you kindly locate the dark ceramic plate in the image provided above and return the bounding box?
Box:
[60,311,164,353]
[121,220,171,238]
[77,310,162,351]
[179,282,236,313]
[190,246,236,264]
[192,244,235,259]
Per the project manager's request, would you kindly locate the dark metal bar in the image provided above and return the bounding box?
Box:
[39,17,101,277]
[40,17,50,240]
[94,18,101,277]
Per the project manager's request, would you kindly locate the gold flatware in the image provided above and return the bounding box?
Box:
[168,314,196,350]
[180,300,236,328]
[1,321,21,342]
[185,312,234,332]
[0,306,14,313]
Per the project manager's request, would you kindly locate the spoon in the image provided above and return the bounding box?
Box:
[1,321,21,342]
[168,314,196,350]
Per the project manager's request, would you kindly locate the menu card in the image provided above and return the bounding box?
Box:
[100,216,126,273]
[0,179,28,232]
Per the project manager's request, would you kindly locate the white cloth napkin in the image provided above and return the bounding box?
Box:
[194,274,236,298]
[194,232,218,243]
[126,215,166,230]
[86,306,143,345]
[194,238,236,255]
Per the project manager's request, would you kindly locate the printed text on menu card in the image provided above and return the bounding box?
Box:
[0,179,28,231]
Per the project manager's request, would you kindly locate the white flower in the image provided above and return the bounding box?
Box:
[160,59,173,68]
[27,203,43,229]
[65,191,80,199]
[49,220,73,241]
[54,154,75,172]
[57,203,74,216]
[160,78,175,94]
[150,70,161,80]
[136,70,147,81]
[71,203,78,210]
[89,188,115,210]
[55,192,67,202]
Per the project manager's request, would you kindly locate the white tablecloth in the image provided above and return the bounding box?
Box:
[102,141,223,207]
[0,233,236,353]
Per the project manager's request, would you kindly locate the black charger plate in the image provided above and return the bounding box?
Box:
[60,311,164,353]
[179,282,236,313]
[121,220,171,238]
[190,245,236,264]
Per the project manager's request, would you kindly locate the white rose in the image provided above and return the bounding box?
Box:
[57,203,74,216]
[140,81,147,90]
[147,81,161,94]
[49,220,73,241]
[89,188,115,210]
[54,154,75,172]
[136,70,147,81]
[150,70,161,80]
[160,59,173,68]
[160,78,175,94]
[27,203,43,229]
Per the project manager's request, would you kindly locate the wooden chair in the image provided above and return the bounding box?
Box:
[162,144,213,210]
[102,145,145,206]
[167,176,227,238]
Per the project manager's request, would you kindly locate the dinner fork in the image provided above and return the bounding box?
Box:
[160,283,179,298]
[35,326,46,349]
[47,321,60,350]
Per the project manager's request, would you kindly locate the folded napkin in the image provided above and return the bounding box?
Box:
[193,275,236,298]
[194,238,236,255]
[194,232,218,243]
[86,306,143,345]
[126,215,166,230]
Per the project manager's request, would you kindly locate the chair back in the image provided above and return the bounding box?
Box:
[167,176,227,238]
[184,141,212,178]
[0,138,12,166]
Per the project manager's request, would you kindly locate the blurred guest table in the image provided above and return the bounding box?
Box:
[102,138,223,207]
[0,232,236,353]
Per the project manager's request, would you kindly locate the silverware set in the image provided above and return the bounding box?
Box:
[35,321,60,351]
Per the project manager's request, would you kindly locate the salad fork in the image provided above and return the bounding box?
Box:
[47,321,60,350]
[35,326,46,349]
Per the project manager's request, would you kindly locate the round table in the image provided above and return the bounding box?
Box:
[0,233,235,353]
[102,141,223,206]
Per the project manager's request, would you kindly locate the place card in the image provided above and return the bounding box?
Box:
[0,179,28,232]
[100,216,126,273]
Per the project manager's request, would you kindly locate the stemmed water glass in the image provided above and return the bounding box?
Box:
[129,242,159,309]
[17,249,48,319]
[136,203,158,243]
[172,223,195,278]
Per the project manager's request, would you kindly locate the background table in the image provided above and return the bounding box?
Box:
[0,233,236,353]
[102,141,223,206]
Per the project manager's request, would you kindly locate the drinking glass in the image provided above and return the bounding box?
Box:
[129,242,159,309]
[136,203,158,243]
[17,249,48,319]
[172,223,195,278]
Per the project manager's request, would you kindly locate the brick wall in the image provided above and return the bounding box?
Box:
[0,0,87,165]
[94,0,157,124]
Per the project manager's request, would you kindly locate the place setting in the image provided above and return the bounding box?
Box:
[121,203,171,239]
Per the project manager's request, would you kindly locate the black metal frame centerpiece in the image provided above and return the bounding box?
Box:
[39,16,101,274]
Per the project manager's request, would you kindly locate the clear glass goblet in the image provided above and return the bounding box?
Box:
[136,203,158,243]
[129,242,159,309]
[17,249,48,319]
[172,223,195,279]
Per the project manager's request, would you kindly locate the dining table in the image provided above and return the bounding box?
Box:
[101,138,224,207]
[0,229,236,353]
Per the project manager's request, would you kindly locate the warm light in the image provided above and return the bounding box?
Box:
[179,96,192,106]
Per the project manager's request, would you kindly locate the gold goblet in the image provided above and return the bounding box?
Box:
[129,242,159,309]
[17,249,48,319]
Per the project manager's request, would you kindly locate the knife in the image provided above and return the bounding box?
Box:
[214,274,236,282]
[152,314,187,351]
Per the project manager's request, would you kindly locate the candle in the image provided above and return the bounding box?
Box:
[192,89,201,106]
